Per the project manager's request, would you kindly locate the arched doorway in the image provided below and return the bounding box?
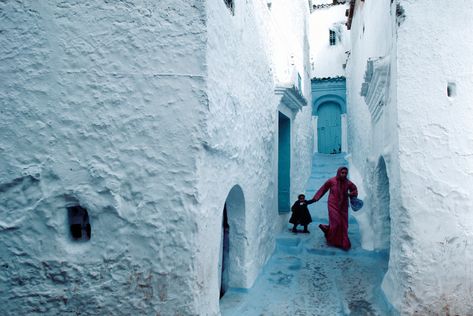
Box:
[373,157,391,250]
[219,185,246,299]
[317,102,341,154]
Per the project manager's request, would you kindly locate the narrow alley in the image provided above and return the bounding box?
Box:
[2,1,473,315]
[220,154,393,316]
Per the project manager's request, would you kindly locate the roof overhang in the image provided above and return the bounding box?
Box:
[275,84,308,112]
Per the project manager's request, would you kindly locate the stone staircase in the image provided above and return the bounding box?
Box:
[305,153,348,223]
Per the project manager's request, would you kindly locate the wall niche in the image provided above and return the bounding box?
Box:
[67,205,91,241]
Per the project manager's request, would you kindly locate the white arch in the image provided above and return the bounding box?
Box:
[219,185,247,290]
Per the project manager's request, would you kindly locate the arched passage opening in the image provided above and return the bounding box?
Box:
[317,102,342,154]
[218,185,246,300]
[372,157,391,250]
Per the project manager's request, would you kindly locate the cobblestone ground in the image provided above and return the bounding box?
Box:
[220,154,395,316]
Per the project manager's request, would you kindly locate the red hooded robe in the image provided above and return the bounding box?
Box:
[313,167,358,250]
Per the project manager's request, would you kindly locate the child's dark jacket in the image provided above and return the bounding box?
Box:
[289,200,314,225]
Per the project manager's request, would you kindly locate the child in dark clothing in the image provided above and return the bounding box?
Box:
[289,194,316,233]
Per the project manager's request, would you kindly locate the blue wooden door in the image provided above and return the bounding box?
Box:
[278,112,291,212]
[318,102,341,154]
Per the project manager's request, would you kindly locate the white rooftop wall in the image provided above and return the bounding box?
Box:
[268,0,312,97]
[310,4,350,78]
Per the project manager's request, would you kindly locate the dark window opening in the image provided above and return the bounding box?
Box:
[224,0,234,15]
[447,82,456,98]
[68,205,91,241]
[220,204,230,299]
[329,30,336,45]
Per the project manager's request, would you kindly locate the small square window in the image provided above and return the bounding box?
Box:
[68,205,91,241]
[447,82,456,98]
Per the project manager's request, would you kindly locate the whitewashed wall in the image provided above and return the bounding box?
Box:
[346,0,397,251]
[390,1,473,314]
[0,1,209,315]
[0,0,314,315]
[346,0,473,314]
[198,0,313,314]
[269,0,313,219]
[310,4,350,78]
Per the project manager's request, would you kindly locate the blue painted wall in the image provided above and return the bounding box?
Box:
[311,77,347,115]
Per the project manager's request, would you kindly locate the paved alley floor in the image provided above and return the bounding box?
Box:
[220,154,394,316]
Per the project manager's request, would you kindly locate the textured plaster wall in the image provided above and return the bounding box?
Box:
[309,4,350,78]
[391,0,473,314]
[270,0,312,96]
[198,0,313,314]
[345,0,401,311]
[270,0,314,219]
[1,1,314,315]
[347,0,473,314]
[0,1,207,315]
[346,0,398,252]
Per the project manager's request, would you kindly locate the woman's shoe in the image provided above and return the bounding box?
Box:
[318,224,328,236]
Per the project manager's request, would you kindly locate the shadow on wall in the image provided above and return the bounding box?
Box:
[370,157,391,251]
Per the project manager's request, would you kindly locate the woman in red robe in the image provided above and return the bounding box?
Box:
[311,167,358,250]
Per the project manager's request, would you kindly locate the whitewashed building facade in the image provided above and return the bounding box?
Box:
[0,1,313,315]
[346,0,473,314]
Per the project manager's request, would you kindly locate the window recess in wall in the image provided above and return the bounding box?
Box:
[68,205,91,241]
[224,0,235,15]
[329,30,336,45]
[447,82,456,98]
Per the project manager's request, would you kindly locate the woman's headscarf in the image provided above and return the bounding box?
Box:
[336,167,349,205]
[336,167,348,181]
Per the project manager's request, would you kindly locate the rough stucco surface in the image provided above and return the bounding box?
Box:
[346,0,418,314]
[347,0,473,314]
[310,4,350,78]
[0,1,207,315]
[345,0,404,313]
[0,0,315,315]
[196,1,313,314]
[346,0,399,252]
[394,1,473,314]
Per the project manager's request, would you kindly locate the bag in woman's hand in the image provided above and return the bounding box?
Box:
[350,197,364,212]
